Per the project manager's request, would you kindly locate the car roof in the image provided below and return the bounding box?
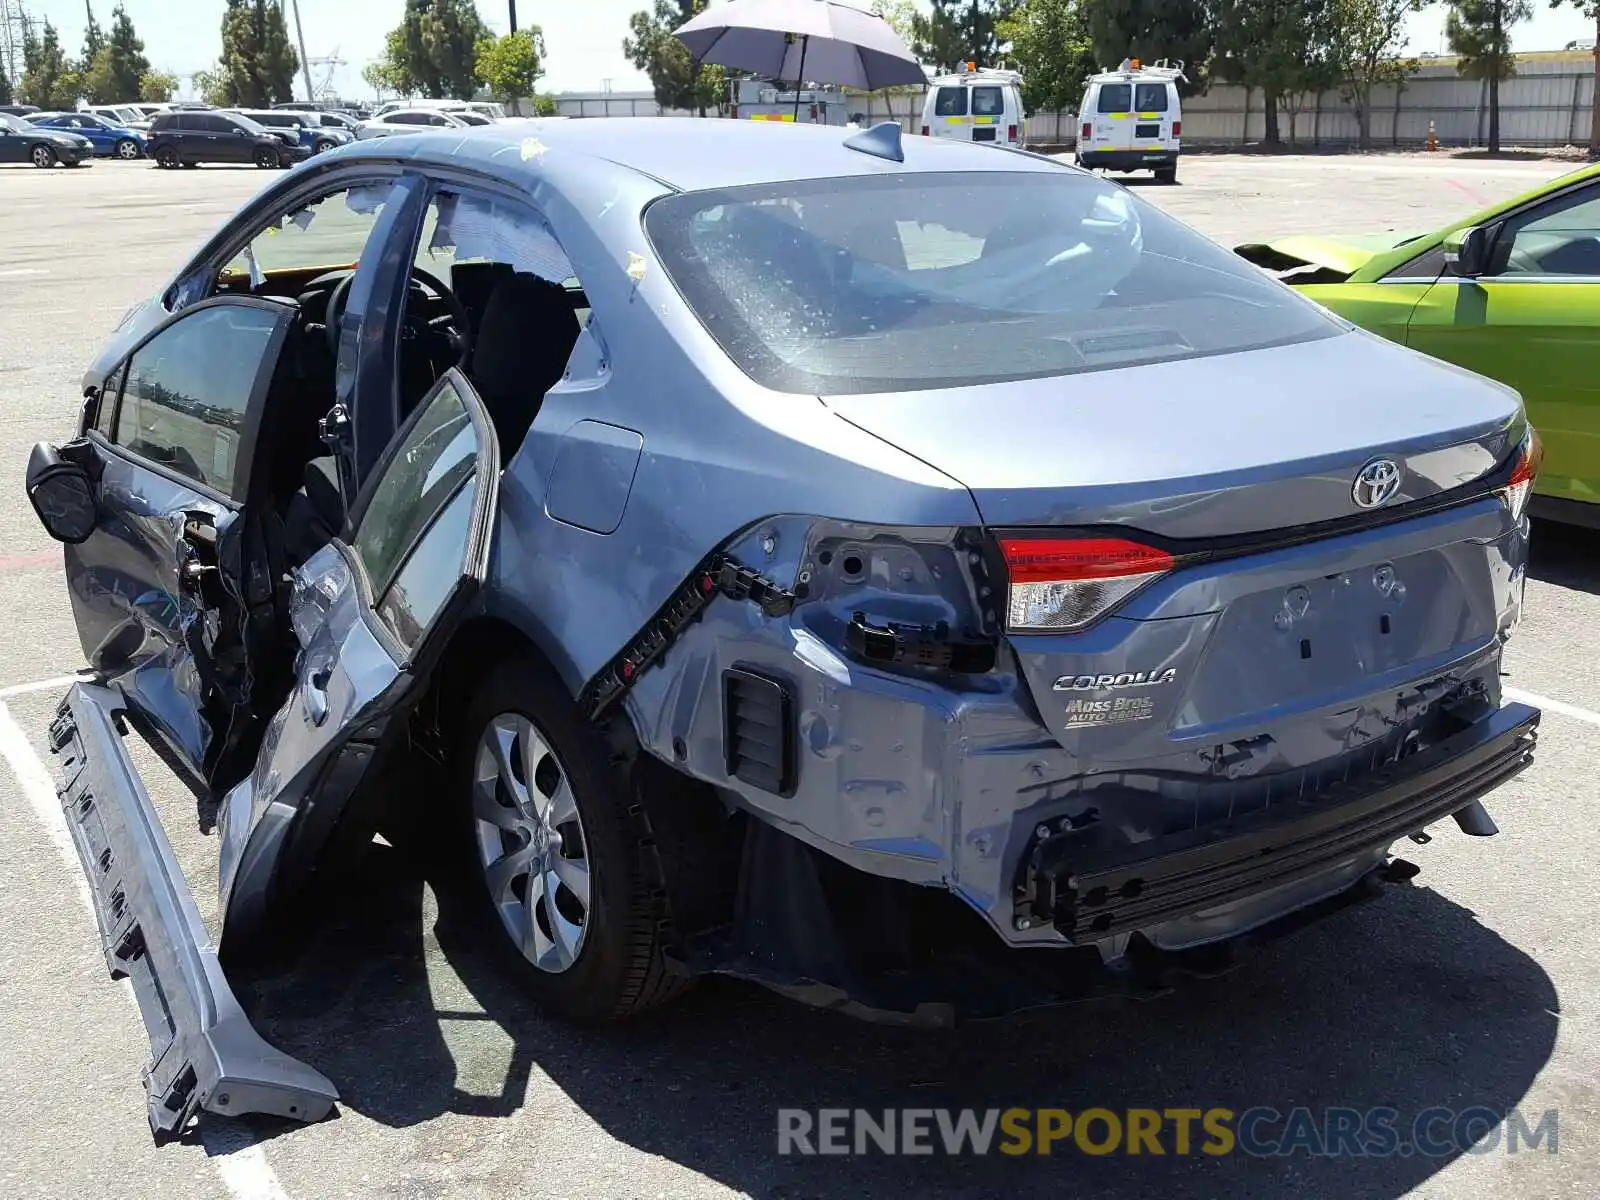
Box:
[349,117,1068,193]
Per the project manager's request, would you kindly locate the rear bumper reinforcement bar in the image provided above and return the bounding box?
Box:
[1021,701,1539,943]
[50,683,337,1141]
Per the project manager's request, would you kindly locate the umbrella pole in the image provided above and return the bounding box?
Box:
[793,35,809,123]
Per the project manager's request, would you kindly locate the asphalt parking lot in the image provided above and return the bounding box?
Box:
[1,152,1597,1200]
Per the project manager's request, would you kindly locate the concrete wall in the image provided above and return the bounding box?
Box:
[532,51,1599,149]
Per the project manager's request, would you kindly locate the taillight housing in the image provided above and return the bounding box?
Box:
[1501,428,1542,522]
[1172,120,1181,138]
[921,124,930,136]
[999,536,1175,632]
[1007,123,1018,142]
[1080,121,1092,141]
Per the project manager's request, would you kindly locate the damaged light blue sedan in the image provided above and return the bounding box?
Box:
[24,118,1540,1139]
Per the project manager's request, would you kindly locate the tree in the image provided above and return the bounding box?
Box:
[476,28,545,102]
[1448,0,1531,152]
[192,64,231,106]
[138,69,177,101]
[997,0,1098,112]
[1082,0,1213,91]
[1214,0,1337,143]
[1548,0,1598,156]
[911,0,1020,72]
[219,0,301,107]
[623,1,726,116]
[406,0,489,100]
[1326,0,1427,148]
[364,28,416,97]
[533,93,558,115]
[871,0,920,45]
[82,2,105,65]
[0,64,12,106]
[19,20,83,109]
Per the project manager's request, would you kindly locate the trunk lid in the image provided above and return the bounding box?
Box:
[822,331,1523,538]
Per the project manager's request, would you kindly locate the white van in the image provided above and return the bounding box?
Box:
[1076,59,1186,183]
[919,63,1026,148]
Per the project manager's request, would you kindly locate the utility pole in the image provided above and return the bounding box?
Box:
[287,0,316,102]
[508,0,517,33]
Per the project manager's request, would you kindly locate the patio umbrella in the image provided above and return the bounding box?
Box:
[674,0,926,122]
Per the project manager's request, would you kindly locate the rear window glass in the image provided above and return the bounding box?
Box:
[1135,83,1170,112]
[1096,84,1132,114]
[971,87,1004,116]
[645,171,1340,396]
[933,87,968,117]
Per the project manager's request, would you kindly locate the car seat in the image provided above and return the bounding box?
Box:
[469,271,581,463]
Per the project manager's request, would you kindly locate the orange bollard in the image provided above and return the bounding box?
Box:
[1427,120,1438,152]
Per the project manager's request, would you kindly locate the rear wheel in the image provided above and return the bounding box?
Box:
[314,138,337,154]
[114,138,141,160]
[29,144,54,169]
[253,145,279,169]
[448,657,690,1021]
[1155,163,1178,185]
[154,145,179,169]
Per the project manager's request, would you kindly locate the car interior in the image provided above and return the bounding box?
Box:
[208,186,588,569]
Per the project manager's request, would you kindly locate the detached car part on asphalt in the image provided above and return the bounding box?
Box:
[1235,159,1600,526]
[25,118,1540,1140]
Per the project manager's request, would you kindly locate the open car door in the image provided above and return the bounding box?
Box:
[47,368,499,1138]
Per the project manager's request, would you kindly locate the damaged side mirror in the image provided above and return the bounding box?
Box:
[1444,225,1490,279]
[25,441,98,544]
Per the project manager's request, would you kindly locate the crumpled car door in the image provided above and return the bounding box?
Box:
[215,366,501,942]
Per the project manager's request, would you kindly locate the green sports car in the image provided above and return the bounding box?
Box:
[1236,161,1600,526]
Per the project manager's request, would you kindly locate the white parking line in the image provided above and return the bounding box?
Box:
[0,673,88,700]
[1504,686,1600,729]
[0,700,293,1200]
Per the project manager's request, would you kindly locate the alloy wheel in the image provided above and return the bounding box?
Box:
[254,146,278,168]
[472,712,592,974]
[116,139,140,160]
[30,145,53,168]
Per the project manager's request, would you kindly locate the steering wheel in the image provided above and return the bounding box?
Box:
[323,264,472,366]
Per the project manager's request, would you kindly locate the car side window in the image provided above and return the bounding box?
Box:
[1495,183,1600,278]
[390,112,426,125]
[428,113,455,126]
[218,181,396,290]
[351,375,482,650]
[113,304,282,497]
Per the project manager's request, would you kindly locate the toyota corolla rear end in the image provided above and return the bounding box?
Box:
[639,151,1539,1002]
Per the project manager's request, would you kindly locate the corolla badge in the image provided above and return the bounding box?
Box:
[1053,668,1177,692]
[1352,457,1403,509]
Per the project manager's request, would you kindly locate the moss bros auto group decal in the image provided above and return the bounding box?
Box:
[1053,668,1177,730]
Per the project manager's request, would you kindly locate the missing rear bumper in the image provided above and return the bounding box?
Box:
[51,683,337,1141]
[1018,702,1539,942]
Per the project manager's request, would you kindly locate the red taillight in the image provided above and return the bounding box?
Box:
[921,124,930,136]
[999,537,1175,632]
[1080,121,1092,140]
[1007,123,1018,142]
[1501,428,1542,521]
[1172,120,1181,137]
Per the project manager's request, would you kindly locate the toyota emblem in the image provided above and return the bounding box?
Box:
[1352,458,1403,509]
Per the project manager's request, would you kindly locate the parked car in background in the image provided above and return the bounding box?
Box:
[372,98,506,121]
[29,111,146,159]
[226,108,354,154]
[1236,160,1600,526]
[354,107,470,138]
[146,110,310,169]
[84,103,147,130]
[0,111,93,166]
[24,119,1542,1140]
[0,103,41,117]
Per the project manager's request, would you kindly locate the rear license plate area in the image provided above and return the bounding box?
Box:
[973,127,997,142]
[1136,123,1161,138]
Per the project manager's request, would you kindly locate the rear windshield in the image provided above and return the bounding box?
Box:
[933,87,968,117]
[971,86,1004,116]
[644,171,1340,396]
[1135,83,1170,112]
[1096,83,1132,114]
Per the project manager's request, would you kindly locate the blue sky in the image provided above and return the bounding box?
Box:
[21,0,1599,101]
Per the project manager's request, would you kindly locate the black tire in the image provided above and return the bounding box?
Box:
[314,138,336,154]
[1155,164,1178,185]
[114,138,141,160]
[29,143,55,168]
[154,145,179,169]
[181,161,199,169]
[446,655,690,1022]
[254,145,279,169]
